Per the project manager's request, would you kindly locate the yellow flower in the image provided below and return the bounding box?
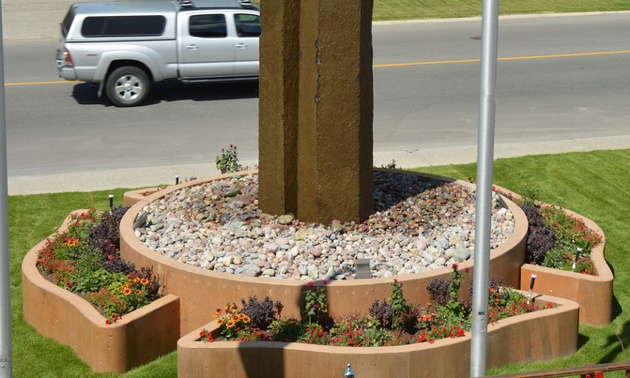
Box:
[226,319,236,328]
[213,309,222,318]
[240,314,250,323]
[216,318,224,326]
[123,288,132,296]
[140,278,149,285]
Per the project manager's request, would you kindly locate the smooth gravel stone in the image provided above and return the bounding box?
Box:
[262,269,276,276]
[453,247,471,262]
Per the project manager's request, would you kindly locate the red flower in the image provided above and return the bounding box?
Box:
[307,282,314,287]
[417,332,426,343]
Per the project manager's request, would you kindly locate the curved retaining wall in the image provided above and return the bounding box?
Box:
[22,211,181,374]
[120,171,528,335]
[177,294,579,378]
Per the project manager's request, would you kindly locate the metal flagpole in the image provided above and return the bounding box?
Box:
[470,0,499,376]
[0,1,13,376]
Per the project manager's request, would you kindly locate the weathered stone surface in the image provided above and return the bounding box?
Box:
[258,0,374,224]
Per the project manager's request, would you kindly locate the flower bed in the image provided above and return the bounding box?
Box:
[120,171,529,335]
[198,267,553,347]
[492,184,613,326]
[520,208,612,326]
[177,293,579,377]
[22,210,181,374]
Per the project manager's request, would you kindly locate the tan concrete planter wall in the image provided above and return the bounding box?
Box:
[491,184,613,326]
[123,187,161,207]
[177,294,578,378]
[22,211,181,374]
[519,208,612,326]
[120,171,528,335]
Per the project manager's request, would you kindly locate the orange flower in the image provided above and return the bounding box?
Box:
[64,237,78,247]
[123,288,132,296]
[241,314,251,323]
[489,287,495,294]
[135,289,141,295]
[216,318,224,326]
[213,309,222,318]
[140,278,149,285]
[226,319,236,328]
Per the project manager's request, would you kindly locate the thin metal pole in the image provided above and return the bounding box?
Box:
[0,2,13,375]
[470,0,499,376]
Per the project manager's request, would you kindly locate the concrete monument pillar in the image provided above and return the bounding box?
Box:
[259,0,374,224]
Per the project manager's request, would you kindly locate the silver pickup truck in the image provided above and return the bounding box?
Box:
[56,0,260,106]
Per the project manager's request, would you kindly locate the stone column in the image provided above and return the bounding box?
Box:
[259,0,374,225]
[258,0,301,217]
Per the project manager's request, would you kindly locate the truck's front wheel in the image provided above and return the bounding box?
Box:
[105,67,150,107]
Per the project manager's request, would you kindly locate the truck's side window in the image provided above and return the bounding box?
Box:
[234,14,260,37]
[189,14,227,38]
[81,16,165,37]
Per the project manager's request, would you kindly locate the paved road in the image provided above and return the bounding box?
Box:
[2,5,630,194]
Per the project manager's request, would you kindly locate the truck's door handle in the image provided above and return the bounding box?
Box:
[235,43,247,49]
[186,44,199,50]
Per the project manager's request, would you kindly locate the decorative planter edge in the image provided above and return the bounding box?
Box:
[22,210,181,374]
[520,208,612,326]
[492,184,614,326]
[123,187,162,207]
[177,293,579,378]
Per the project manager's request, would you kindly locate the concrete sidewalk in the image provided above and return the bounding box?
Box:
[8,135,630,195]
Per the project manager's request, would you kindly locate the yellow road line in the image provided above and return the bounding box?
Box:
[6,50,630,86]
[5,80,77,86]
[373,49,630,68]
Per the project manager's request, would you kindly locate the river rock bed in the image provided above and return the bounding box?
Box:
[134,172,515,280]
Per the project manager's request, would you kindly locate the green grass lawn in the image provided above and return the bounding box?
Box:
[372,0,630,20]
[8,149,630,377]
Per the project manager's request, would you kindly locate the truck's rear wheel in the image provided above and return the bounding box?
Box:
[105,66,150,107]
